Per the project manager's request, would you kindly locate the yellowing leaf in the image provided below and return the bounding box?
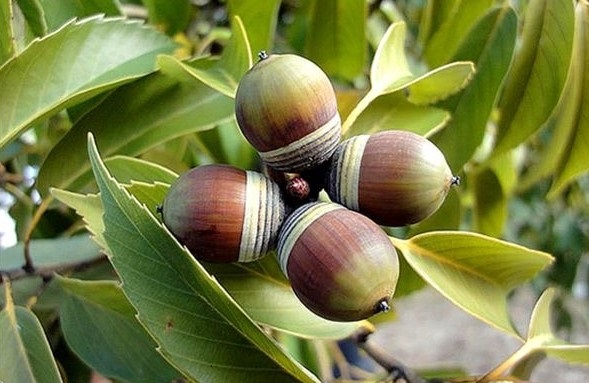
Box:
[391,231,553,335]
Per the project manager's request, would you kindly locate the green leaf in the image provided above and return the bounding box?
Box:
[37,0,121,32]
[51,189,105,247]
[207,257,363,340]
[37,69,234,196]
[417,0,457,48]
[104,155,178,185]
[0,283,63,383]
[422,0,493,67]
[227,0,281,57]
[391,231,553,335]
[86,134,319,382]
[303,0,366,81]
[493,0,575,156]
[15,0,47,37]
[0,235,102,270]
[142,0,191,35]
[0,16,176,149]
[342,21,474,135]
[547,1,589,197]
[345,92,450,138]
[431,6,517,171]
[58,277,183,382]
[471,167,507,237]
[159,16,252,98]
[0,0,15,63]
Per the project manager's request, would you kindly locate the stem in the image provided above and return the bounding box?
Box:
[0,254,108,283]
[22,196,53,273]
[476,341,537,383]
[351,327,427,383]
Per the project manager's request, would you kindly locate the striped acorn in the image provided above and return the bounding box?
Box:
[277,202,399,322]
[326,130,459,227]
[235,52,341,173]
[161,164,286,263]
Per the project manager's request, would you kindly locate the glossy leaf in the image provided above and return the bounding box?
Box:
[391,231,553,335]
[493,0,574,156]
[0,16,176,149]
[86,134,319,382]
[58,277,183,382]
[0,283,63,383]
[304,0,366,80]
[142,0,191,35]
[431,6,517,171]
[0,0,14,63]
[345,92,450,138]
[37,70,234,196]
[162,16,252,98]
[423,0,493,67]
[227,0,281,56]
[343,21,474,135]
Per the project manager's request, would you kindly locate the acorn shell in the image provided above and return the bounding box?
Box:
[235,53,341,172]
[162,164,286,263]
[326,130,455,226]
[277,202,399,322]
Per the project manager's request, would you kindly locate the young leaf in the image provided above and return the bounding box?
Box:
[58,277,183,382]
[391,231,553,336]
[0,16,176,148]
[431,6,517,171]
[104,155,178,185]
[226,0,281,58]
[493,0,575,157]
[86,134,319,383]
[342,21,474,135]
[303,0,366,81]
[0,283,63,383]
[160,16,253,98]
[37,70,234,196]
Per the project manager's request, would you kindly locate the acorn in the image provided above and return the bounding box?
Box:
[161,164,286,263]
[277,202,399,322]
[235,52,341,173]
[326,130,459,227]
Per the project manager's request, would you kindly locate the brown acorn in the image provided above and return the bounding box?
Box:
[161,164,286,263]
[235,52,341,173]
[277,202,399,322]
[326,130,459,227]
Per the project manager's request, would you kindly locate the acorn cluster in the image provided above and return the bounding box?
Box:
[161,52,459,322]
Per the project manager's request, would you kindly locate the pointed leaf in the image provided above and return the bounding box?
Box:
[0,284,63,383]
[423,0,493,67]
[37,70,234,196]
[51,189,105,247]
[37,0,122,32]
[391,231,553,335]
[58,277,183,382]
[86,134,319,382]
[494,0,575,156]
[370,21,412,94]
[406,62,475,105]
[304,0,366,80]
[161,16,252,98]
[227,0,281,57]
[431,6,517,171]
[104,155,178,185]
[0,16,176,148]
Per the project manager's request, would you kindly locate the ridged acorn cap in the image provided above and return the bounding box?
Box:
[277,202,399,322]
[235,52,341,172]
[326,130,457,226]
[162,164,286,263]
